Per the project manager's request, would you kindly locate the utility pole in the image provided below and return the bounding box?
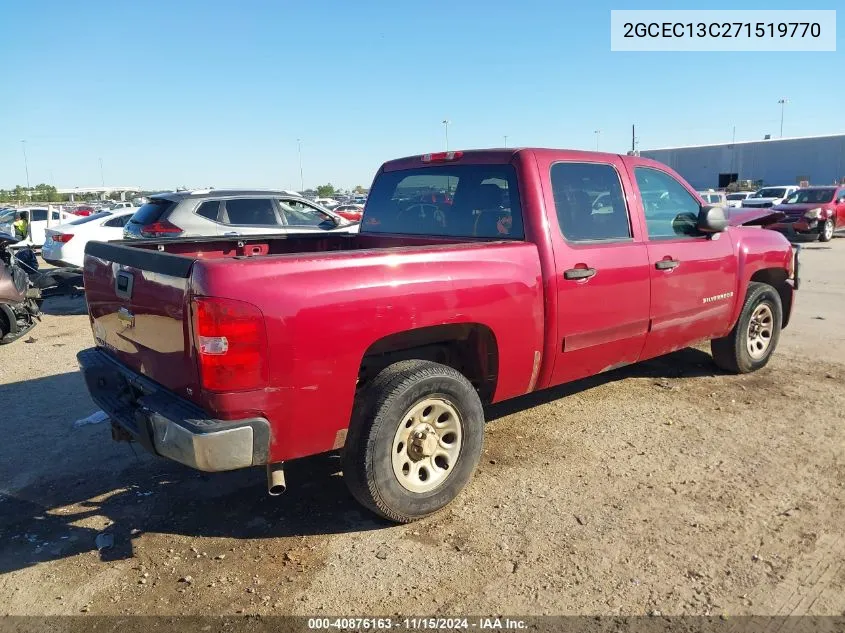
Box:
[731,125,737,183]
[778,98,788,138]
[21,140,30,189]
[503,135,508,148]
[297,139,304,192]
[594,129,601,151]
[442,119,450,151]
[99,157,105,187]
[631,125,636,154]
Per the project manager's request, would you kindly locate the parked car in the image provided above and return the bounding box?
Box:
[767,185,845,242]
[0,207,74,247]
[725,192,756,208]
[742,186,799,209]
[697,190,728,207]
[313,197,340,209]
[42,210,135,268]
[79,148,797,523]
[122,190,357,239]
[69,205,98,217]
[109,201,136,210]
[333,204,365,222]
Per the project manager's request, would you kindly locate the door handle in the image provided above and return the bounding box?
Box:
[655,258,680,270]
[564,267,597,280]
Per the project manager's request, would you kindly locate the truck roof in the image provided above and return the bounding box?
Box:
[380,148,667,172]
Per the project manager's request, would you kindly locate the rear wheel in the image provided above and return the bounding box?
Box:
[342,360,485,523]
[819,218,834,242]
[711,282,782,374]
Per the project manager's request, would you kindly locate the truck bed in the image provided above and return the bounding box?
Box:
[83,232,545,461]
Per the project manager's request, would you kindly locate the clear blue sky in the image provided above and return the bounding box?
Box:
[1,0,842,191]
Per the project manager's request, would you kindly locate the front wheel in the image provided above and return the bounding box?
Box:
[711,282,783,374]
[342,360,485,523]
[819,218,834,242]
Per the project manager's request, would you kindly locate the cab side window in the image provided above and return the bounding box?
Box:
[634,167,701,239]
[221,199,279,226]
[550,162,632,242]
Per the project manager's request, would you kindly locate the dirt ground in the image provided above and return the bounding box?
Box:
[1,237,844,618]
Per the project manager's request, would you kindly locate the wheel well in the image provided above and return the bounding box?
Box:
[358,324,499,403]
[750,268,791,328]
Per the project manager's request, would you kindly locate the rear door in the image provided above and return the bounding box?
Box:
[538,156,651,386]
[628,164,737,360]
[217,197,284,236]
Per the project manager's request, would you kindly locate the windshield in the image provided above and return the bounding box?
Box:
[783,188,835,204]
[755,188,787,198]
[363,163,523,239]
[726,193,749,201]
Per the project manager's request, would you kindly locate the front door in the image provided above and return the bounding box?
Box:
[541,158,651,386]
[628,165,737,361]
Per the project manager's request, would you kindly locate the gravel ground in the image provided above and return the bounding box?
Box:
[1,237,844,617]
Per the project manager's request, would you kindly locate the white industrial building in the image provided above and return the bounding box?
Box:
[640,133,845,190]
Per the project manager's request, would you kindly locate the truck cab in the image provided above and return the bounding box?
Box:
[78,148,797,523]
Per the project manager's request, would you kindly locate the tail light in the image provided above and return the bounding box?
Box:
[140,219,183,238]
[191,297,269,392]
[421,151,463,163]
[53,233,74,243]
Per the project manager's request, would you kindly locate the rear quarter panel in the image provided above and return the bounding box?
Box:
[191,241,545,462]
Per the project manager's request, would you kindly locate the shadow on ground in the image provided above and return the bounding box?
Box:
[38,293,87,316]
[0,346,720,574]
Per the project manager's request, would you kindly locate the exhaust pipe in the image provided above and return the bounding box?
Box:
[266,462,286,496]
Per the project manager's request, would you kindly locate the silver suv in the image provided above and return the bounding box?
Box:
[123,189,357,239]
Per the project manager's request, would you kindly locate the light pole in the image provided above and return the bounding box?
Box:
[442,119,450,151]
[503,135,508,148]
[21,140,30,189]
[594,129,601,151]
[778,98,788,138]
[99,157,105,187]
[297,139,304,192]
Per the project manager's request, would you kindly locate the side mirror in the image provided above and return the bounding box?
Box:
[697,205,728,233]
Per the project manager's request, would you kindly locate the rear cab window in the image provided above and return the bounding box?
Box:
[363,164,524,239]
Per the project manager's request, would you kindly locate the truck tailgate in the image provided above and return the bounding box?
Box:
[83,241,199,398]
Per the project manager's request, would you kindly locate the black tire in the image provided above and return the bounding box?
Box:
[711,282,782,374]
[819,218,834,242]
[342,360,485,523]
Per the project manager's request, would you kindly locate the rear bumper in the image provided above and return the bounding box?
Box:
[77,348,270,472]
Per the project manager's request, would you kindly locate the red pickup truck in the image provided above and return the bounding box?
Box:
[78,148,799,523]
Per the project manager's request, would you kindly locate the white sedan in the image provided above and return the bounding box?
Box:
[42,210,135,268]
